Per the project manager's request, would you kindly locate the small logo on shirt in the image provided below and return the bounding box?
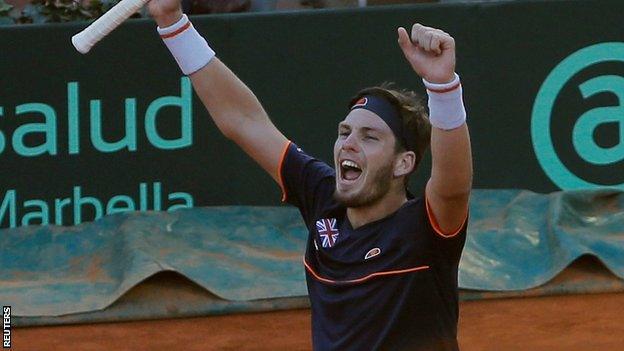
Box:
[315,218,339,248]
[364,247,381,260]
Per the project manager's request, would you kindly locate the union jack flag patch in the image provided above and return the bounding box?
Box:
[316,218,339,248]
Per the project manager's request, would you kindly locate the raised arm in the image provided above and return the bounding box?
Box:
[397,24,473,234]
[148,1,288,183]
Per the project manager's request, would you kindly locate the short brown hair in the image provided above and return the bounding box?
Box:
[349,83,431,174]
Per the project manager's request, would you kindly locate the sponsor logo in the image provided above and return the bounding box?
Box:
[364,247,381,260]
[532,42,624,190]
[351,97,368,109]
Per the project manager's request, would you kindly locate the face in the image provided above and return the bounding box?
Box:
[333,109,400,207]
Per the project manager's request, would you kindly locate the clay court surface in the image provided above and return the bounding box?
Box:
[12,292,624,351]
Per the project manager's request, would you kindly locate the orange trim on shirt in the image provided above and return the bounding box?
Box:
[277,140,292,202]
[160,21,192,39]
[425,197,467,238]
[303,258,429,285]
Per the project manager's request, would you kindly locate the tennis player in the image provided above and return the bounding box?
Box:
[149,1,472,349]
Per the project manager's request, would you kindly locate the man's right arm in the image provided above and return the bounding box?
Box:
[189,59,289,184]
[150,3,289,184]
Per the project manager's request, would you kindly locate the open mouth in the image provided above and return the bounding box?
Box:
[340,159,363,182]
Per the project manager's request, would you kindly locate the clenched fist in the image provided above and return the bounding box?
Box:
[397,23,456,84]
[148,0,183,28]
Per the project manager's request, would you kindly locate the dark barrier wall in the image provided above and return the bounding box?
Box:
[1,0,623,228]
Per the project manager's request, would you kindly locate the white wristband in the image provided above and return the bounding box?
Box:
[157,14,215,76]
[423,73,467,130]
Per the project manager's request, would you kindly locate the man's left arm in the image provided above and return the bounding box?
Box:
[398,24,473,234]
[427,124,472,234]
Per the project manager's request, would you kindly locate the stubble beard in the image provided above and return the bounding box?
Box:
[334,160,394,208]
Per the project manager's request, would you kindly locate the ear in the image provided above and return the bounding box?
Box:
[393,151,416,178]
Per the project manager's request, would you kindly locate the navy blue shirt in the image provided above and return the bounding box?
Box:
[280,142,467,351]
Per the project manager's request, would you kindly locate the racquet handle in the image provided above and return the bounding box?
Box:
[71,0,149,54]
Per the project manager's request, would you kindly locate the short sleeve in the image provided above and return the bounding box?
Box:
[425,197,468,240]
[424,196,468,265]
[279,142,336,223]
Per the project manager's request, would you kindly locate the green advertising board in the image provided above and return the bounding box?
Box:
[1,0,623,228]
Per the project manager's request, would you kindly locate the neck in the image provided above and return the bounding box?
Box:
[346,190,408,229]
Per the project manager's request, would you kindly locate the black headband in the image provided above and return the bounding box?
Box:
[350,95,414,152]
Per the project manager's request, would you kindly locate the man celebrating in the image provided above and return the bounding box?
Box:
[149,1,472,349]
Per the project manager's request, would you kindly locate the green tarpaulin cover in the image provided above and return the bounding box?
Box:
[1,189,624,318]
